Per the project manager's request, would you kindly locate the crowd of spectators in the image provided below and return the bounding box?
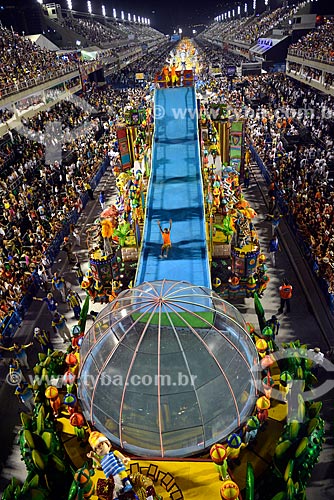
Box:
[288,18,334,63]
[241,73,334,292]
[0,102,104,332]
[59,15,166,51]
[59,17,162,49]
[201,17,252,45]
[0,26,77,98]
[0,136,16,172]
[0,108,13,124]
[231,5,295,44]
[22,100,91,134]
[0,21,166,103]
[287,61,330,89]
[107,43,175,86]
[324,72,334,89]
[60,18,119,46]
[192,54,334,294]
[85,84,150,118]
[288,66,324,84]
[0,78,153,335]
[196,40,247,76]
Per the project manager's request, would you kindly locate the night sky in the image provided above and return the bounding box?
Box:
[2,0,334,36]
[112,0,217,32]
[59,0,227,33]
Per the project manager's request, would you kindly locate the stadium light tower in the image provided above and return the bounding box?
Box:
[232,8,235,17]
[244,2,248,13]
[228,10,231,18]
[238,5,241,15]
[253,0,256,14]
[102,5,106,16]
[178,27,182,34]
[113,8,117,18]
[37,0,43,4]
[148,18,150,25]
[121,10,125,20]
[128,13,131,21]
[264,0,269,7]
[87,1,92,14]
[67,0,72,9]
[133,14,136,22]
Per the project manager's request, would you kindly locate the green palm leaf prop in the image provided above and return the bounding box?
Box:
[79,294,90,333]
[113,222,131,247]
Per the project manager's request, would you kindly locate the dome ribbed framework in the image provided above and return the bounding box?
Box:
[79,280,259,457]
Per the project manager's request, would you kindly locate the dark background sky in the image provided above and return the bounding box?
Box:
[64,0,221,33]
[57,0,333,34]
[112,0,217,32]
[1,0,333,36]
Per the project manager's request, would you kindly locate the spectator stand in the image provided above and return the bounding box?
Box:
[249,141,334,315]
[0,157,109,342]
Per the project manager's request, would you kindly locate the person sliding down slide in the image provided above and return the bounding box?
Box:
[157,219,172,258]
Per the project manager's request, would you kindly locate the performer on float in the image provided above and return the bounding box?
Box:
[63,393,78,415]
[258,273,270,297]
[15,380,34,413]
[279,371,292,403]
[265,315,280,340]
[262,326,274,352]
[171,63,179,87]
[243,416,260,445]
[256,396,271,425]
[0,342,33,369]
[262,372,275,399]
[101,219,114,256]
[81,277,96,301]
[226,433,247,465]
[33,327,53,354]
[45,386,61,418]
[66,289,82,320]
[87,431,133,493]
[161,64,170,86]
[210,443,229,481]
[255,338,268,359]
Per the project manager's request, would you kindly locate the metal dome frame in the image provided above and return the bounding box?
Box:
[78,280,260,457]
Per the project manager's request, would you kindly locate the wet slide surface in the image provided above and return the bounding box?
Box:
[135,86,211,287]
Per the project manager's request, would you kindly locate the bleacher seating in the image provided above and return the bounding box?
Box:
[0,26,77,98]
[288,18,334,64]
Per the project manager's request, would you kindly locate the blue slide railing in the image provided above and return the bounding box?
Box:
[135,86,211,287]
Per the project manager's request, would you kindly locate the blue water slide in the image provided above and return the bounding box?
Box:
[135,86,211,287]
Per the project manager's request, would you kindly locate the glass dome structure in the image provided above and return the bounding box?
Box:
[79,280,259,457]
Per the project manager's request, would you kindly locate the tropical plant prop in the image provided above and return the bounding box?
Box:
[213,215,234,242]
[112,222,131,247]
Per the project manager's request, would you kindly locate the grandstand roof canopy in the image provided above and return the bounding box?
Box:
[26,34,59,51]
